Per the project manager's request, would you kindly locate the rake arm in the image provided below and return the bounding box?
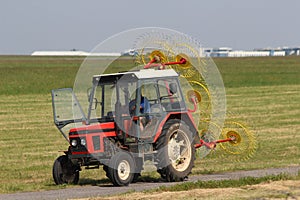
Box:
[195,137,235,150]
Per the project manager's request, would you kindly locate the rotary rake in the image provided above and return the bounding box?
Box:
[134,42,257,161]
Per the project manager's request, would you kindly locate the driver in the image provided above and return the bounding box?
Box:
[129,95,150,116]
[140,95,150,115]
[129,94,151,129]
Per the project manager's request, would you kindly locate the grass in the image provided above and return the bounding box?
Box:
[149,173,295,192]
[215,56,300,87]
[0,56,81,95]
[101,175,300,200]
[0,55,299,193]
[193,84,300,174]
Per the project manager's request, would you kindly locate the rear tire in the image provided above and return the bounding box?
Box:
[103,165,111,180]
[107,152,135,186]
[132,173,141,183]
[155,119,195,182]
[53,155,79,185]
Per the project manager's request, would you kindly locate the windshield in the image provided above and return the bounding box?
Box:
[88,79,138,122]
[139,78,186,113]
[89,83,115,120]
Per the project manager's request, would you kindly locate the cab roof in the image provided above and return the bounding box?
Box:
[93,69,179,84]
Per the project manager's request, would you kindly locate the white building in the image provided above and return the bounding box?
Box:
[206,47,288,57]
[31,51,89,56]
[31,51,121,57]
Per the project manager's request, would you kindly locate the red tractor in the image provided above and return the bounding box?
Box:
[51,58,236,186]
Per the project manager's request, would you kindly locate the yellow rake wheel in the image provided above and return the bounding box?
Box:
[135,41,174,66]
[219,121,257,161]
[196,120,222,158]
[172,42,205,78]
[175,42,202,67]
[226,131,242,146]
[187,80,212,117]
[186,89,202,104]
[175,53,192,69]
[170,53,197,78]
[149,50,167,63]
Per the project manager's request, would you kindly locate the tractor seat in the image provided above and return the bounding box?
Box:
[150,104,165,113]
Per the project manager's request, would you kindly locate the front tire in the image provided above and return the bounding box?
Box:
[107,152,135,186]
[53,155,79,185]
[155,119,195,182]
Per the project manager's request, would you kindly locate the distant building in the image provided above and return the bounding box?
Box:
[204,47,286,57]
[281,47,300,56]
[121,49,138,56]
[204,47,232,57]
[32,47,299,57]
[205,47,299,57]
[31,51,121,57]
[31,51,89,56]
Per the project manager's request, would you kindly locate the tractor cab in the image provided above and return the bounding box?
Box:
[87,68,187,141]
[51,68,189,159]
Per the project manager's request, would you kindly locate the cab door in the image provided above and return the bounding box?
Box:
[51,88,87,141]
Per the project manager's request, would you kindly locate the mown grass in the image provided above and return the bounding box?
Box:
[149,173,295,193]
[193,84,300,174]
[102,174,300,200]
[0,56,82,95]
[0,56,299,193]
[215,56,300,87]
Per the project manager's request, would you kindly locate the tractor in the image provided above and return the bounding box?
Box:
[51,56,238,186]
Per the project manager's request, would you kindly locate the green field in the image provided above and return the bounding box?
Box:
[0,56,299,193]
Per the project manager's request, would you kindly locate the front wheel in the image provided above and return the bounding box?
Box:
[107,152,135,186]
[52,155,79,185]
[155,119,195,182]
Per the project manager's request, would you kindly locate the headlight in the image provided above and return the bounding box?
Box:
[80,138,86,146]
[71,139,77,147]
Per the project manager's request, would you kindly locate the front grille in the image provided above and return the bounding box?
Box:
[93,136,101,151]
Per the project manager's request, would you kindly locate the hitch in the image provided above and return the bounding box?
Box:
[195,136,236,150]
[144,58,187,69]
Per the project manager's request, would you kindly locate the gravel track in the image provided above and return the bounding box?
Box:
[1,166,299,200]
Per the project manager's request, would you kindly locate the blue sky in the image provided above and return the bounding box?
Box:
[0,0,299,54]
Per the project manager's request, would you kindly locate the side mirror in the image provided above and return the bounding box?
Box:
[87,87,98,110]
[92,98,98,110]
[87,87,92,102]
[169,83,177,95]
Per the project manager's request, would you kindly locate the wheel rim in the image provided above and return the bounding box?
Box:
[57,157,78,184]
[117,160,131,181]
[61,171,76,183]
[60,168,76,183]
[168,130,192,172]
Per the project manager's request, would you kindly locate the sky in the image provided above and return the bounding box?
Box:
[0,0,299,54]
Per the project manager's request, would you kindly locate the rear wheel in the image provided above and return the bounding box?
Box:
[103,165,111,180]
[107,152,135,186]
[132,172,141,183]
[155,119,195,182]
[53,155,79,185]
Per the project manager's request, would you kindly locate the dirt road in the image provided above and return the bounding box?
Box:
[1,166,299,200]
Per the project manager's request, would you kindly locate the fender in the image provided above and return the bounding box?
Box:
[153,112,197,143]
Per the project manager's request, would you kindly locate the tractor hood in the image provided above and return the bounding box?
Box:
[69,122,116,136]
